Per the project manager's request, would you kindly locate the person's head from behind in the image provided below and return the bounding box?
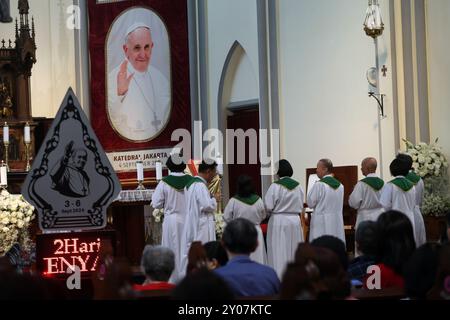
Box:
[389,157,409,177]
[404,243,440,299]
[311,235,349,271]
[203,241,228,270]
[123,25,153,73]
[71,149,87,170]
[236,175,255,198]
[376,210,416,275]
[316,159,333,179]
[277,159,294,178]
[361,157,377,177]
[355,221,379,257]
[187,241,208,274]
[141,245,175,282]
[165,154,186,173]
[172,268,234,300]
[222,218,258,257]
[294,244,350,300]
[396,153,414,171]
[198,159,218,183]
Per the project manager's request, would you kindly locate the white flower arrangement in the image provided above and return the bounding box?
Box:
[403,138,448,178]
[152,208,164,223]
[0,190,35,256]
[214,212,226,239]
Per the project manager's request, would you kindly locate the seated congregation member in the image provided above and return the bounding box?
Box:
[403,243,440,300]
[348,221,379,282]
[179,160,220,278]
[283,244,351,300]
[380,157,417,243]
[172,268,234,300]
[224,175,267,264]
[151,155,192,282]
[186,241,208,275]
[311,235,348,272]
[428,243,450,300]
[134,246,176,292]
[265,159,305,278]
[398,153,427,246]
[307,159,346,245]
[349,157,384,229]
[215,218,280,297]
[203,241,228,270]
[370,211,416,290]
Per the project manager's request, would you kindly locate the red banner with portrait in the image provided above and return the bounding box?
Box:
[88,0,191,187]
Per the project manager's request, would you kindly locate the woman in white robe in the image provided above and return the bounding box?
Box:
[265,160,305,279]
[223,175,267,265]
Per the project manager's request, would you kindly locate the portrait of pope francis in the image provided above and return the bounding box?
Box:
[107,9,171,142]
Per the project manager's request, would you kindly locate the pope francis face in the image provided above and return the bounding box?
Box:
[123,27,154,73]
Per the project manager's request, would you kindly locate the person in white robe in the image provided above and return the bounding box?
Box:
[380,157,417,245]
[397,154,427,246]
[224,175,267,265]
[307,159,346,245]
[151,156,192,283]
[265,159,305,278]
[179,160,220,278]
[349,157,384,230]
[108,23,170,141]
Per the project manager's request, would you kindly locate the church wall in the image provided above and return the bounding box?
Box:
[425,0,450,170]
[277,0,397,186]
[0,0,77,118]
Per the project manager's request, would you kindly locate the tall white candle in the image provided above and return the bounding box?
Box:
[216,155,224,175]
[24,124,31,143]
[136,161,144,181]
[0,166,7,186]
[3,124,9,143]
[156,161,163,181]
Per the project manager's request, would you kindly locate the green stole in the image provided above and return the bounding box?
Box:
[186,176,206,190]
[390,177,414,192]
[406,172,421,185]
[275,177,300,191]
[234,194,260,206]
[320,176,341,190]
[361,177,384,191]
[162,175,194,191]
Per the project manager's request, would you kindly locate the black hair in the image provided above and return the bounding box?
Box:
[355,221,379,256]
[277,159,294,178]
[198,160,218,173]
[236,175,255,198]
[171,268,234,300]
[165,155,187,173]
[396,153,413,171]
[311,235,348,271]
[404,243,440,299]
[389,158,410,177]
[222,218,258,255]
[376,210,416,275]
[203,241,229,267]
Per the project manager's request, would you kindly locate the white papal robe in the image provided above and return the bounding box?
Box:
[265,177,304,279]
[406,173,427,246]
[380,176,417,243]
[179,176,217,278]
[223,196,268,265]
[348,174,384,229]
[108,63,170,141]
[307,175,346,245]
[151,173,191,283]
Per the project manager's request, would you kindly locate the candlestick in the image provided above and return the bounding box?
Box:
[156,160,163,181]
[25,142,31,171]
[24,122,31,143]
[136,161,145,190]
[3,123,9,144]
[0,161,7,188]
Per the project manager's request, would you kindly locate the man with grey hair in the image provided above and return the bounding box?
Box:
[108,23,170,141]
[134,245,176,292]
[307,159,346,245]
[349,158,384,232]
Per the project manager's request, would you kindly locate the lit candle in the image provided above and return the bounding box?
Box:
[24,123,31,143]
[136,161,144,181]
[3,123,9,144]
[0,165,7,186]
[156,160,163,181]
